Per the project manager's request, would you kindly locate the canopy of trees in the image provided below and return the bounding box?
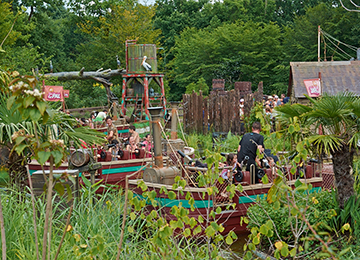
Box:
[1,0,359,105]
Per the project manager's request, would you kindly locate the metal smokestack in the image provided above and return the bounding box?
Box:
[148,107,163,168]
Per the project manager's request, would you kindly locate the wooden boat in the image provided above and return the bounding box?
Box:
[27,116,189,193]
[27,118,150,193]
[127,107,327,234]
[27,148,153,195]
[128,165,324,234]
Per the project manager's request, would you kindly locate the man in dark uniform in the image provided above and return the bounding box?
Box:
[237,121,264,183]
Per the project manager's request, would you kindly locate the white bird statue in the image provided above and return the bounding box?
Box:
[141,56,152,71]
[116,55,121,69]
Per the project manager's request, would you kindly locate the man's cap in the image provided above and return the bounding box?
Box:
[268,96,273,99]
[240,98,244,102]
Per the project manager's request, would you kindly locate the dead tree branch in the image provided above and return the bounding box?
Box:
[44,69,125,82]
[44,68,125,106]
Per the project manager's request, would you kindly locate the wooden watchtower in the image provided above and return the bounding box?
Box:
[120,40,166,121]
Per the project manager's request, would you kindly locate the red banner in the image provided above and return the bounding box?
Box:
[63,89,69,98]
[44,86,63,101]
[303,78,321,97]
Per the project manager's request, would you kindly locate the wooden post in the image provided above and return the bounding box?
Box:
[171,107,178,139]
[121,78,126,116]
[318,25,321,62]
[203,96,208,135]
[197,92,203,133]
[159,77,166,112]
[144,77,150,120]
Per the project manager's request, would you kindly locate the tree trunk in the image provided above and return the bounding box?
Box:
[331,144,355,208]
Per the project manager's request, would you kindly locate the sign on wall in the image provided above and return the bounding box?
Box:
[303,78,321,97]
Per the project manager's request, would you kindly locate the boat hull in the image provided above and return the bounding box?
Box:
[27,157,152,194]
[128,177,323,234]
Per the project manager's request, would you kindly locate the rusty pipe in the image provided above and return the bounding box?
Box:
[148,107,163,168]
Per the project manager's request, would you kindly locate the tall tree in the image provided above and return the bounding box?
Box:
[170,20,286,99]
[273,0,336,26]
[75,0,161,70]
[154,0,211,56]
[0,1,44,74]
[284,3,360,62]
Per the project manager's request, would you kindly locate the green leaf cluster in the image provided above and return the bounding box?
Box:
[247,189,339,257]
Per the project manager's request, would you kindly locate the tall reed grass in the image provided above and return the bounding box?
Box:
[0,185,214,259]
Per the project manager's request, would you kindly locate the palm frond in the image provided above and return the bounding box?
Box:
[351,98,360,119]
[275,103,312,119]
[306,134,342,155]
[37,110,105,148]
[0,91,105,148]
[61,128,106,148]
[302,92,358,136]
[349,132,360,150]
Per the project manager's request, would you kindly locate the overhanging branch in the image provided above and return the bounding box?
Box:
[44,69,125,82]
[43,68,125,106]
[339,0,360,12]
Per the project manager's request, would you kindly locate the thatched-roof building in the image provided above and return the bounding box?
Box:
[288,61,360,103]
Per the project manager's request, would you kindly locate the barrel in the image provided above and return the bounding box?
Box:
[143,166,181,185]
[127,44,158,73]
[70,149,91,167]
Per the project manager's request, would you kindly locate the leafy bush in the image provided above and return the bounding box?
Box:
[185,131,241,157]
[247,189,337,244]
[353,158,360,193]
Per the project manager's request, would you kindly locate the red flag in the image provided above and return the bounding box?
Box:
[44,86,63,101]
[303,79,321,97]
[63,89,70,98]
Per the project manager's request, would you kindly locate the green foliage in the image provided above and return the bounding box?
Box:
[171,20,286,98]
[185,77,209,96]
[329,193,360,238]
[1,0,359,107]
[75,0,160,72]
[0,2,21,48]
[353,158,360,193]
[185,133,213,157]
[0,187,160,259]
[275,91,360,167]
[247,189,339,257]
[284,3,360,63]
[244,102,271,134]
[128,150,240,259]
[185,131,241,157]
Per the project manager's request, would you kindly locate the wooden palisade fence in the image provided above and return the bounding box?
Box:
[182,82,263,135]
